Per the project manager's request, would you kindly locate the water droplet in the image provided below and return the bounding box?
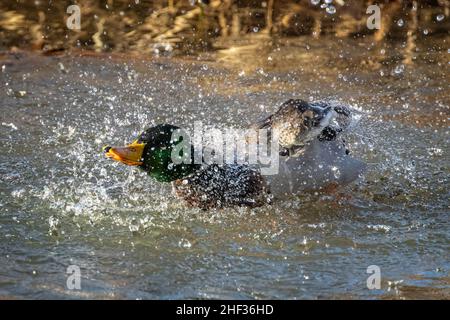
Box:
[427,147,443,156]
[331,166,341,179]
[14,90,27,98]
[394,64,405,75]
[178,239,192,248]
[326,5,336,14]
[48,216,60,236]
[2,122,18,130]
[129,219,140,233]
[436,14,445,22]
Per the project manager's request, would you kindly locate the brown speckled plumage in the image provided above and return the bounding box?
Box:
[257,99,351,156]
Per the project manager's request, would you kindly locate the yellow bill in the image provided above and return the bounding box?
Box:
[103,140,145,166]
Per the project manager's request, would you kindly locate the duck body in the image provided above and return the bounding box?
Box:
[265,139,366,198]
[173,164,270,210]
[171,138,365,208]
[104,99,365,209]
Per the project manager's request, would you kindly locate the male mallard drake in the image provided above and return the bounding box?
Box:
[104,124,271,210]
[103,100,365,209]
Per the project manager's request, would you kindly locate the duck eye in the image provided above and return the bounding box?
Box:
[303,117,312,127]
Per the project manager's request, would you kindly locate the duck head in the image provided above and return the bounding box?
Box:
[257,99,334,149]
[103,124,200,182]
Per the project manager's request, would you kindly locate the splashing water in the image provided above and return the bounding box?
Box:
[0,35,449,299]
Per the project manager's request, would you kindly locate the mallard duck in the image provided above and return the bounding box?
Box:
[103,100,366,209]
[104,124,271,209]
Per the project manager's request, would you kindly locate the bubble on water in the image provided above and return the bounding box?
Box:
[423,29,429,35]
[436,14,445,22]
[326,5,336,14]
[311,0,320,5]
[252,27,259,33]
[397,19,404,27]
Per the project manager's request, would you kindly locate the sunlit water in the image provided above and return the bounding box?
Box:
[0,36,449,299]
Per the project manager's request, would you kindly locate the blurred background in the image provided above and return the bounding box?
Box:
[0,0,449,55]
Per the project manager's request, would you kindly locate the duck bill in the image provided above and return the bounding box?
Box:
[103,140,145,166]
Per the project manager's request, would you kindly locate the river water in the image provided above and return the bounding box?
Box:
[0,33,449,299]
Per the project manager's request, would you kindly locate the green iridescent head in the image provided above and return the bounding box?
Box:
[104,124,200,182]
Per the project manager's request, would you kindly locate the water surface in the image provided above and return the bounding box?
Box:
[0,34,449,299]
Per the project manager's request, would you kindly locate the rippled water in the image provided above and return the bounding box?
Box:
[0,35,449,299]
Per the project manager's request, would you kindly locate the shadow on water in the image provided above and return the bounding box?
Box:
[0,0,449,299]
